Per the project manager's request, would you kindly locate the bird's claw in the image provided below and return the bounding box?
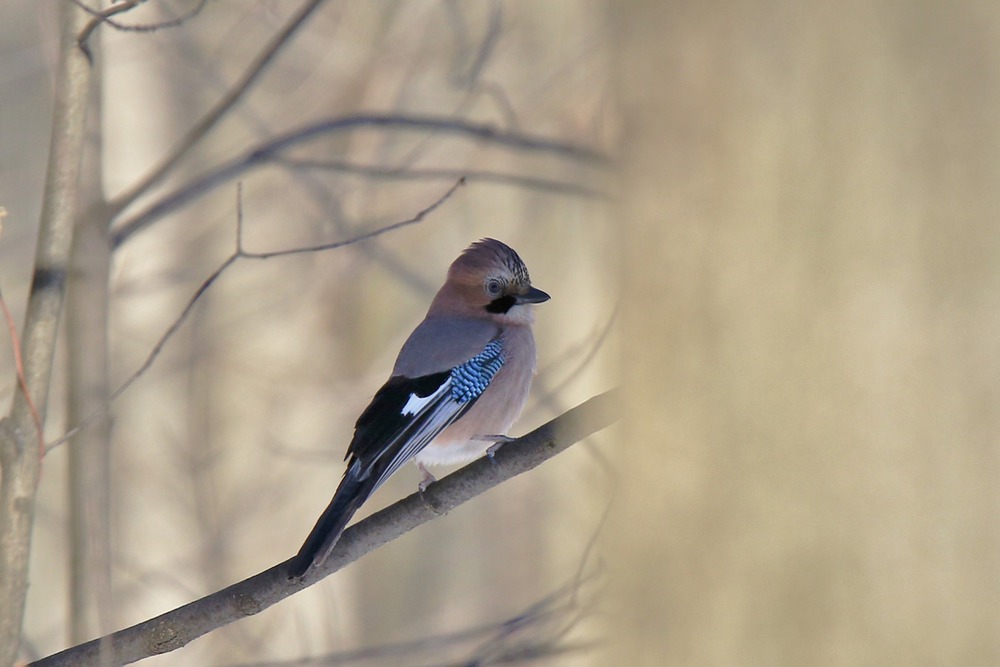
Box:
[417,462,437,492]
[484,434,515,461]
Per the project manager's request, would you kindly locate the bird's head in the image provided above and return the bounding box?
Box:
[435,238,549,324]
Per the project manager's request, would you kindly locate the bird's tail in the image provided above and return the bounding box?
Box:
[287,468,374,579]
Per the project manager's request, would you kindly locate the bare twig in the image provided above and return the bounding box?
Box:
[240,177,464,259]
[462,572,602,666]
[106,0,328,218]
[270,157,609,199]
[110,114,608,247]
[446,0,504,89]
[542,301,619,399]
[231,572,601,666]
[442,1,522,136]
[75,0,209,36]
[74,0,210,62]
[464,1,504,88]
[74,0,144,63]
[30,389,619,667]
[0,286,44,458]
[45,180,464,452]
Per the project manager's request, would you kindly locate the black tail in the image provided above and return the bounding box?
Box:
[287,471,374,579]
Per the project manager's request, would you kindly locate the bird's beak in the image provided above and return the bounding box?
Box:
[517,286,550,304]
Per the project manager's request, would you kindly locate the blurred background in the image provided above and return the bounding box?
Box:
[3,0,1000,666]
[613,1,1000,665]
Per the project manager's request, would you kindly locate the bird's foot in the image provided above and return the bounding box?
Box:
[482,434,515,461]
[417,462,437,492]
[416,462,445,515]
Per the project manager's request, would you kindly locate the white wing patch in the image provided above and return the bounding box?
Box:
[401,391,438,416]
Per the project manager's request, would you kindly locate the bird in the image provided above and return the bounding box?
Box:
[287,238,549,579]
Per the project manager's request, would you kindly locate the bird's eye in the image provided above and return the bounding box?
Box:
[485,278,504,296]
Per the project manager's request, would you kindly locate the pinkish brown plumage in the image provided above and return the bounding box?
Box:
[288,238,548,578]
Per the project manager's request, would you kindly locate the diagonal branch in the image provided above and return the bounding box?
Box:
[109,113,609,247]
[106,0,328,217]
[30,389,619,667]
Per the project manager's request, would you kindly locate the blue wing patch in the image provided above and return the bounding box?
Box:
[449,339,505,403]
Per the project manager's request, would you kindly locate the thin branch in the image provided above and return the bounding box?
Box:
[462,576,601,667]
[0,285,44,458]
[106,0,328,218]
[232,572,601,666]
[110,114,609,247]
[45,180,464,452]
[241,177,464,259]
[74,0,212,62]
[445,0,504,89]
[270,157,609,199]
[74,0,142,63]
[463,1,504,88]
[444,2,521,134]
[30,390,619,667]
[541,300,619,398]
[76,0,208,35]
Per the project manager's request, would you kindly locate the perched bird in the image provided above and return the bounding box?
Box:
[288,238,549,579]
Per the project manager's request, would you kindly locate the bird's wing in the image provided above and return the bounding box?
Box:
[349,337,505,489]
[392,317,501,377]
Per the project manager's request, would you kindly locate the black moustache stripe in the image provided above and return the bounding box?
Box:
[485,295,517,314]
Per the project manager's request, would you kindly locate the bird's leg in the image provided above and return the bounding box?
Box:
[416,461,437,492]
[415,462,445,516]
[477,434,515,460]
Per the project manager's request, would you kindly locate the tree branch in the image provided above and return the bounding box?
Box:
[109,113,609,247]
[0,4,92,666]
[269,157,610,199]
[106,0,327,216]
[46,180,464,452]
[31,389,619,667]
[74,0,212,63]
[236,571,601,666]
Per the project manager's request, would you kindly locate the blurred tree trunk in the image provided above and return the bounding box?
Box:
[612,0,1000,665]
[65,34,113,645]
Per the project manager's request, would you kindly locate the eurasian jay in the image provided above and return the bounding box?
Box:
[288,238,549,578]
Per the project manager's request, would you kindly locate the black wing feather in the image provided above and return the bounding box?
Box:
[349,372,449,463]
[288,370,480,579]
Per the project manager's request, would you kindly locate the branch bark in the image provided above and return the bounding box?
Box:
[0,4,91,667]
[31,389,619,667]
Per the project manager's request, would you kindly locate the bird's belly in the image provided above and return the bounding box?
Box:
[412,437,494,466]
